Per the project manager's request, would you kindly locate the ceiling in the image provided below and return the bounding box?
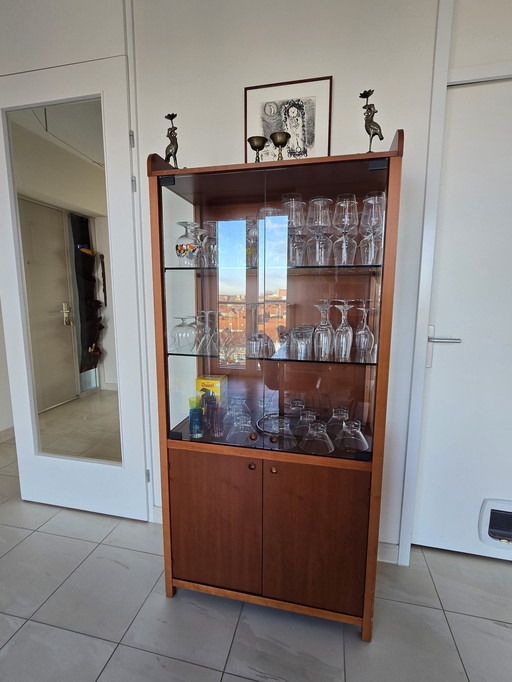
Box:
[7,98,105,167]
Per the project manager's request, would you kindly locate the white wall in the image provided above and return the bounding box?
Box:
[132,0,439,541]
[10,123,107,216]
[0,0,126,76]
[450,0,512,68]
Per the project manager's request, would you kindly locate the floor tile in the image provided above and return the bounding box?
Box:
[80,442,122,461]
[33,544,163,642]
[103,519,163,555]
[376,545,442,609]
[225,603,344,682]
[38,508,121,542]
[97,644,222,682]
[122,583,241,670]
[0,531,95,618]
[0,497,61,530]
[446,612,512,682]
[0,612,25,648]
[0,461,19,476]
[0,621,115,682]
[0,443,16,467]
[344,598,467,682]
[0,474,20,503]
[223,676,256,682]
[423,547,512,622]
[0,524,31,558]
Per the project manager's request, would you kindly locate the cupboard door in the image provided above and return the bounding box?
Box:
[263,461,371,616]
[169,448,262,594]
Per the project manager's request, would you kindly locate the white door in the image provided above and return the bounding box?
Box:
[413,79,512,558]
[0,57,149,520]
[19,199,79,411]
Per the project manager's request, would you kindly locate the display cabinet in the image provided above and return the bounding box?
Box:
[148,130,403,641]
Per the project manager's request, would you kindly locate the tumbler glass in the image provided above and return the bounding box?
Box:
[289,326,314,360]
[299,420,335,455]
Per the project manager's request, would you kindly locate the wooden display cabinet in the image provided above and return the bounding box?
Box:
[148,131,403,641]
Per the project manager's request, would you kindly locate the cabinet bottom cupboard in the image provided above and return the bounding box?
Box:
[169,446,371,620]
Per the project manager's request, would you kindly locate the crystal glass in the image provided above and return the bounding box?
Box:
[359,197,384,236]
[281,192,302,206]
[209,405,225,437]
[292,409,317,438]
[299,420,335,455]
[358,233,382,265]
[259,414,298,451]
[196,310,218,355]
[306,233,333,266]
[246,217,258,267]
[246,303,275,359]
[333,195,359,237]
[289,325,314,360]
[326,407,349,440]
[335,419,369,453]
[306,197,333,233]
[223,396,251,433]
[284,199,307,266]
[202,220,218,267]
[175,221,201,266]
[226,413,256,446]
[355,305,375,352]
[333,234,357,266]
[334,302,354,361]
[169,316,196,353]
[313,301,334,361]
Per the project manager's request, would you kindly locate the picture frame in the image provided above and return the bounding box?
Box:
[244,76,332,162]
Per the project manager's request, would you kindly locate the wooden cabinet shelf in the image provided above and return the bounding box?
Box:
[149,131,403,641]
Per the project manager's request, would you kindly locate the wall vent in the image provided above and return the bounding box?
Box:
[479,499,512,549]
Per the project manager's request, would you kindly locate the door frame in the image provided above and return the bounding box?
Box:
[0,56,150,519]
[399,0,512,563]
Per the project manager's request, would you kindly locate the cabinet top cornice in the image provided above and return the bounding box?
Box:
[147,130,403,178]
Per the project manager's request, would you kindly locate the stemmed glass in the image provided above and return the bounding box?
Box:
[175,221,201,267]
[196,310,219,355]
[313,300,334,361]
[169,316,196,353]
[359,196,384,265]
[355,304,375,356]
[246,217,258,267]
[332,195,358,266]
[334,300,354,361]
[202,220,218,267]
[246,303,275,359]
[306,197,333,266]
[284,199,306,266]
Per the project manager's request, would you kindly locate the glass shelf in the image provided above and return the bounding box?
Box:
[164,264,381,274]
[168,417,373,463]
[167,351,377,366]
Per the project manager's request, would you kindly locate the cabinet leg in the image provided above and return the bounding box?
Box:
[164,576,176,598]
[361,619,373,642]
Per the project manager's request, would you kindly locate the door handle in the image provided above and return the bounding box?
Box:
[426,324,461,367]
[58,302,74,326]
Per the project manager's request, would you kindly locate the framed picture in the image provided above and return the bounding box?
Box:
[244,76,332,162]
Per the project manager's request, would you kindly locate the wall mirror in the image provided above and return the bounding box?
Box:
[7,99,122,463]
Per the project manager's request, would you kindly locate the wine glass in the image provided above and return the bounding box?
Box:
[313,301,334,361]
[355,305,375,353]
[175,221,201,267]
[202,220,218,266]
[246,303,275,359]
[196,310,218,355]
[289,326,314,360]
[284,199,306,266]
[334,301,354,361]
[305,197,333,266]
[169,316,196,353]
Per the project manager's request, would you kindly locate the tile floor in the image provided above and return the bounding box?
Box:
[37,389,122,462]
[0,437,511,681]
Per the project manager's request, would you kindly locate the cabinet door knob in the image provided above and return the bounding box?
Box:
[270,466,278,474]
[248,462,256,470]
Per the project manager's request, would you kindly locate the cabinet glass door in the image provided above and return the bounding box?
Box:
[161,159,389,461]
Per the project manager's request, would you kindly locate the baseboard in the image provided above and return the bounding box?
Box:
[378,542,399,564]
[152,506,163,524]
[0,426,14,444]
